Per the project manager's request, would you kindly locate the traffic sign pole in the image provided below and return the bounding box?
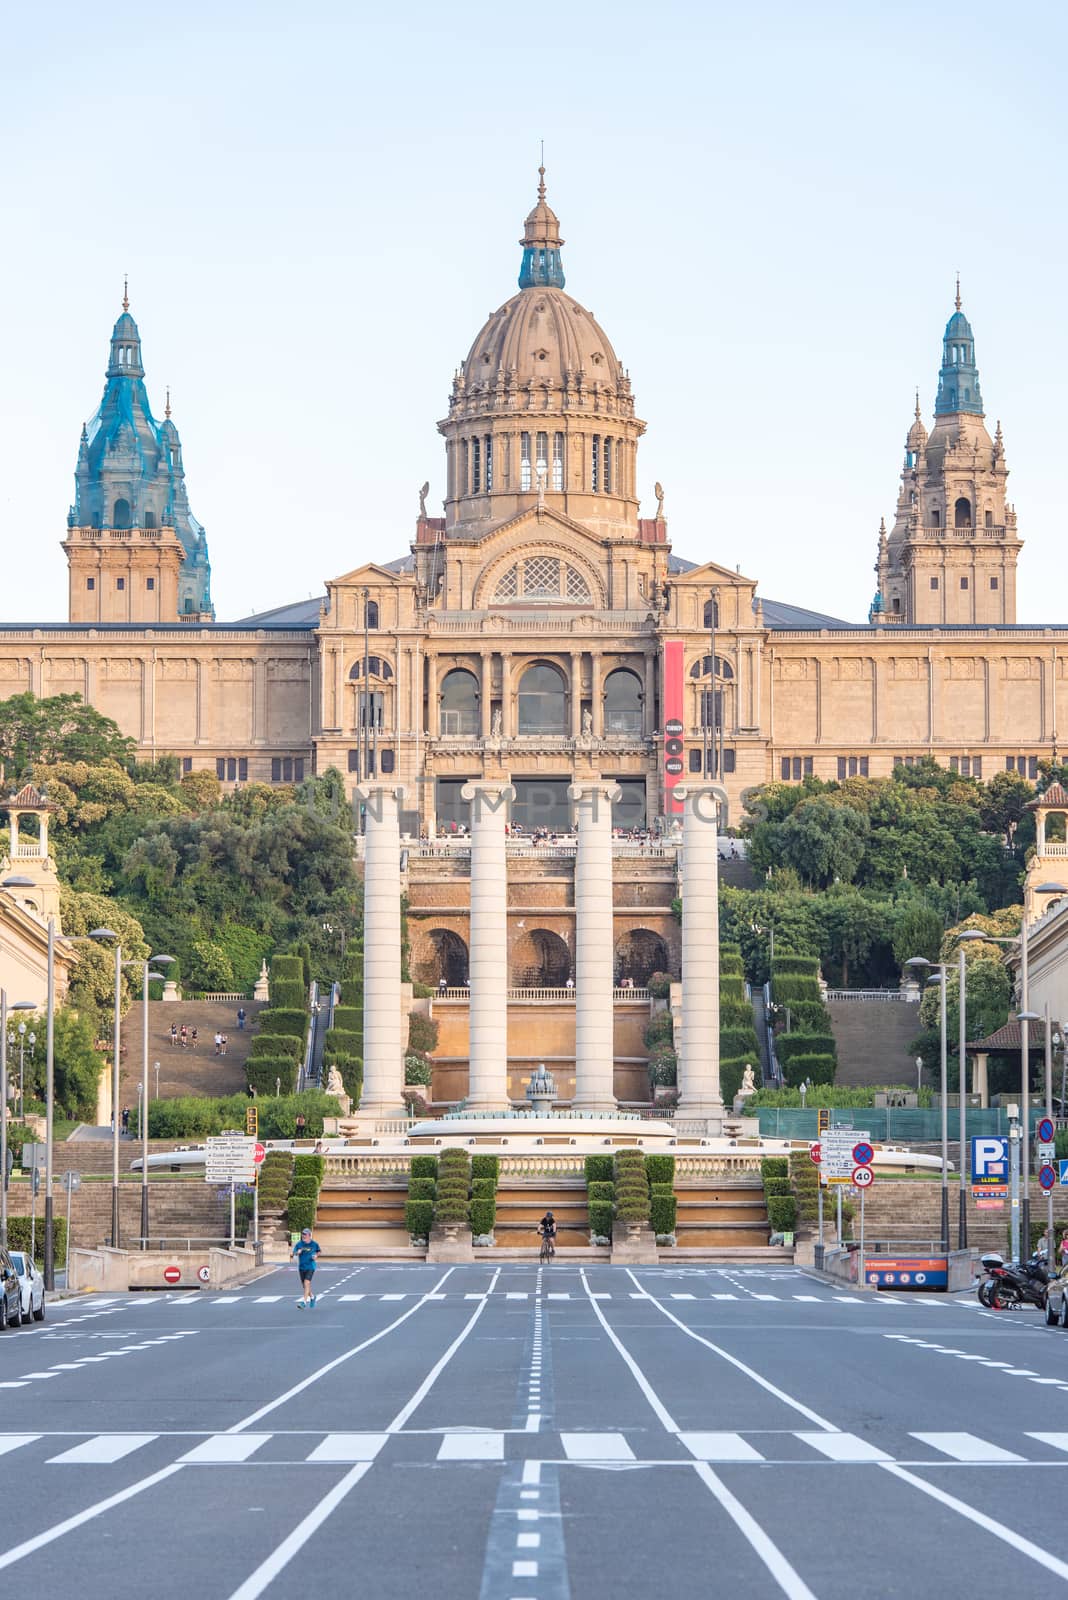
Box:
[1045,1006,1055,1265]
[859,1185,865,1280]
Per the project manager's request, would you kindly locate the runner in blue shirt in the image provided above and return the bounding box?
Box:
[291,1227,322,1308]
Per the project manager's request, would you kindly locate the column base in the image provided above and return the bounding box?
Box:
[570,1094,619,1114]
[464,1094,514,1113]
[674,1103,725,1136]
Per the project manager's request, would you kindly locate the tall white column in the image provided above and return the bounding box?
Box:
[361,787,404,1113]
[570,782,619,1111]
[462,782,512,1109]
[677,785,724,1127]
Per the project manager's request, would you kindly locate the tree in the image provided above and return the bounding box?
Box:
[892,902,944,968]
[59,887,149,1016]
[777,798,868,888]
[0,694,133,778]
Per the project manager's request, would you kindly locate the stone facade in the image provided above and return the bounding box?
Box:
[0,177,1061,826]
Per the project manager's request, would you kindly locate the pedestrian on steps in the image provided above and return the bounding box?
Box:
[237,1007,246,1031]
[121,1105,130,1135]
[291,1228,321,1308]
[190,1027,198,1050]
[214,1032,222,1055]
[170,1023,178,1048]
[179,1024,188,1049]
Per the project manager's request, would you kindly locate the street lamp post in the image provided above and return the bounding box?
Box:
[0,994,36,1251]
[954,928,991,1249]
[126,955,174,1249]
[906,956,949,1250]
[2,877,58,1286]
[87,931,122,1247]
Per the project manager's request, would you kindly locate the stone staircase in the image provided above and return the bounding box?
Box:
[494,1180,590,1248]
[8,1175,231,1251]
[120,1001,267,1106]
[313,1178,421,1255]
[827,997,920,1087]
[674,1179,770,1249]
[847,1181,1065,1252]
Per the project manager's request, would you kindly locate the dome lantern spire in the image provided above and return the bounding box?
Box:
[935,287,984,417]
[518,165,565,290]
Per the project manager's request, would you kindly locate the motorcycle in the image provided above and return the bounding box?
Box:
[977,1250,1050,1310]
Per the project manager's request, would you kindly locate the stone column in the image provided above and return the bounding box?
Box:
[360,787,405,1114]
[570,783,619,1111]
[590,652,604,737]
[643,653,656,737]
[500,654,513,737]
[462,782,512,1109]
[677,785,724,1128]
[570,651,583,738]
[480,652,492,738]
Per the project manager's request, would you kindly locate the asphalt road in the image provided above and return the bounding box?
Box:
[2,1262,1068,1598]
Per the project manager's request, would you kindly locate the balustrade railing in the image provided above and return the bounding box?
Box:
[824,989,904,1002]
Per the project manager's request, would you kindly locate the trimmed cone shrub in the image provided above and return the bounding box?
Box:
[409,1155,438,1179]
[585,1155,613,1184]
[644,1154,676,1186]
[405,1199,433,1240]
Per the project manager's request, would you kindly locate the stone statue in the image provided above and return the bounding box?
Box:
[739,1063,757,1097]
[491,707,502,737]
[418,481,430,519]
[326,1063,345,1097]
[581,707,593,737]
[654,481,665,519]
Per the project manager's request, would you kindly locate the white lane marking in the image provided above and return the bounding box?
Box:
[305,1434,388,1462]
[464,1293,487,1301]
[381,1294,406,1301]
[910,1432,1022,1462]
[506,1293,529,1300]
[1026,1432,1068,1452]
[589,1292,611,1300]
[0,1436,38,1456]
[512,1560,538,1577]
[560,1433,635,1461]
[181,1435,272,1463]
[629,1292,650,1299]
[227,1267,457,1433]
[0,1382,28,1389]
[339,1295,365,1302]
[226,1463,371,1600]
[711,1293,738,1301]
[546,1293,570,1300]
[0,1463,183,1573]
[49,1434,157,1464]
[625,1269,838,1432]
[212,1297,242,1304]
[386,1267,501,1432]
[833,1297,864,1305]
[522,1459,542,1484]
[679,1432,764,1462]
[670,1293,696,1300]
[578,1270,678,1432]
[437,1432,504,1460]
[793,1296,823,1303]
[796,1432,891,1463]
[750,1294,779,1301]
[254,1297,282,1304]
[881,1464,1068,1582]
[693,1464,818,1600]
[517,1533,541,1548]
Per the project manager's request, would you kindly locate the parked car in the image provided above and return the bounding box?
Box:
[1045,1269,1068,1327]
[7,1251,43,1323]
[0,1250,23,1328]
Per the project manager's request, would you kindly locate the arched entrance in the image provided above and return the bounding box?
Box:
[615,929,670,987]
[413,928,469,988]
[510,928,571,987]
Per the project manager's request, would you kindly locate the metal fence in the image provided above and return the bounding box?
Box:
[756,1107,1051,1141]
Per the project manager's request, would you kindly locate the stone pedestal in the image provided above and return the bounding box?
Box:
[427,1228,474,1263]
[361,787,405,1114]
[609,1220,658,1265]
[570,783,619,1111]
[677,785,724,1131]
[462,783,512,1109]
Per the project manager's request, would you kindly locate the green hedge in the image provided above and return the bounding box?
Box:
[408,1177,437,1200]
[259,1008,309,1039]
[587,1181,615,1203]
[6,1216,66,1268]
[268,980,306,1011]
[588,1201,614,1239]
[720,996,754,1026]
[324,1031,362,1061]
[293,1154,325,1181]
[760,1157,789,1179]
[777,1034,836,1064]
[643,1154,676,1186]
[763,1178,792,1196]
[650,1193,677,1237]
[288,1174,320,1198]
[246,1062,298,1096]
[771,953,820,976]
[770,974,823,1006]
[285,1196,317,1232]
[470,1155,500,1183]
[405,1198,433,1239]
[585,1154,614,1184]
[470,1178,496,1199]
[781,1053,837,1088]
[132,1091,336,1140]
[720,1057,751,1107]
[766,1195,798,1233]
[720,947,745,975]
[469,1198,495,1237]
[271,955,304,983]
[721,1027,759,1060]
[332,1006,363,1034]
[250,1034,304,1061]
[410,1155,438,1179]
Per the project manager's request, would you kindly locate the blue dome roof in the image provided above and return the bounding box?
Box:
[110,310,140,342]
[945,309,973,339]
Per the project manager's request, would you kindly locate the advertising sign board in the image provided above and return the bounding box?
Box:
[971,1135,1010,1198]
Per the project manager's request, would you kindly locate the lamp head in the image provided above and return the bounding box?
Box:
[1016,1010,1042,1022]
[151,954,176,966]
[1035,881,1068,896]
[956,929,987,942]
[88,927,118,941]
[1,876,34,889]
[11,1002,34,1011]
[905,956,932,970]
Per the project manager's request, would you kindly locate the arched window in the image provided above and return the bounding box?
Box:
[364,599,379,629]
[438,668,479,736]
[113,498,131,530]
[604,668,642,734]
[518,662,566,734]
[702,597,720,629]
[954,497,972,528]
[490,559,593,605]
[689,655,734,680]
[350,656,393,680]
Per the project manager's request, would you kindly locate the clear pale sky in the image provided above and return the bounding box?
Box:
[1,0,1064,626]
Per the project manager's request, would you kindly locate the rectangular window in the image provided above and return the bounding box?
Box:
[930,577,939,590]
[238,758,248,782]
[226,757,237,781]
[591,435,600,493]
[521,433,532,491]
[1029,755,1039,780]
[781,757,791,780]
[804,756,813,776]
[348,749,359,773]
[216,759,226,780]
[604,438,613,494]
[689,749,703,773]
[722,748,736,773]
[793,757,802,780]
[838,757,847,780]
[960,576,969,590]
[380,749,395,774]
[86,577,95,590]
[991,576,999,590]
[536,432,548,488]
[471,436,481,494]
[860,757,869,776]
[462,438,469,494]
[552,432,564,491]
[282,758,293,782]
[146,577,155,591]
[271,758,281,781]
[972,756,981,778]
[950,756,959,773]
[182,757,192,774]
[484,435,492,492]
[117,577,125,591]
[294,758,305,782]
[699,688,723,729]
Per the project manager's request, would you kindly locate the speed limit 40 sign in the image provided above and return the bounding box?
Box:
[852,1165,874,1189]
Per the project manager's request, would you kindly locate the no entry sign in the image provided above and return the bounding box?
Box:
[163,1265,181,1284]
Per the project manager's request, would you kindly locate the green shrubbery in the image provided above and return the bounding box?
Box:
[766,1195,798,1233]
[470,1155,500,1183]
[131,1090,339,1139]
[408,1177,437,1201]
[613,1149,651,1223]
[285,1196,316,1232]
[269,979,306,1011]
[588,1202,614,1240]
[259,1009,309,1038]
[780,1053,836,1087]
[777,1034,836,1064]
[760,1157,789,1180]
[586,1181,615,1203]
[405,1199,433,1240]
[720,946,745,975]
[410,1155,438,1179]
[650,1191,677,1238]
[246,1061,299,1096]
[643,1154,675,1187]
[584,1155,613,1184]
[250,1033,304,1062]
[6,1216,66,1268]
[289,1174,320,1198]
[434,1149,472,1229]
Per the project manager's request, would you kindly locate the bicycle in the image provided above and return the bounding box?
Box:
[539,1230,555,1263]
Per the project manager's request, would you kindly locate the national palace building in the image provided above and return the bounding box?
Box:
[3,172,1065,839]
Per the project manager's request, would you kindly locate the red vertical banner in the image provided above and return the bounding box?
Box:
[662,639,684,816]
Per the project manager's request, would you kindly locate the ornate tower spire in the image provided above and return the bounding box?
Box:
[518,166,565,290]
[935,290,983,416]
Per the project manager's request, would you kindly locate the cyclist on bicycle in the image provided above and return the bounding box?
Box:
[538,1211,557,1257]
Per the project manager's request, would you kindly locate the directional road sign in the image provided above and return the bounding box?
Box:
[852,1142,874,1167]
[204,1135,257,1184]
[1038,1118,1056,1147]
[1040,1164,1058,1191]
[820,1128,870,1187]
[852,1165,874,1189]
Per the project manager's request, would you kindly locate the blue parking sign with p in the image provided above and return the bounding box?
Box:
[972,1135,1009,1197]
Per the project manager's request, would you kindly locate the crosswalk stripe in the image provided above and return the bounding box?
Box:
[437,1433,504,1460]
[339,1294,365,1301]
[796,1432,892,1462]
[1026,1433,1068,1453]
[49,1434,157,1464]
[506,1293,528,1300]
[833,1297,865,1305]
[629,1292,650,1299]
[211,1296,242,1305]
[589,1293,611,1300]
[910,1432,1023,1462]
[254,1296,282,1303]
[547,1293,570,1300]
[670,1293,696,1300]
[793,1295,823,1302]
[306,1433,389,1462]
[711,1293,737,1300]
[381,1294,406,1301]
[180,1434,272,1463]
[0,1436,37,1455]
[679,1432,764,1462]
[750,1294,779,1301]
[561,1432,635,1461]
[0,1382,29,1389]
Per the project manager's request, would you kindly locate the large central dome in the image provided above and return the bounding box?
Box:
[440,171,645,540]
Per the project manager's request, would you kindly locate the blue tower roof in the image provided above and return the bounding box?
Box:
[935,285,984,417]
[70,290,213,618]
[518,167,565,290]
